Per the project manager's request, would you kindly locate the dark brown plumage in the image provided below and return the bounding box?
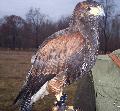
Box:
[14,1,105,111]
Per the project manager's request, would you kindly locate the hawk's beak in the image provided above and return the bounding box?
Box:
[89,6,105,16]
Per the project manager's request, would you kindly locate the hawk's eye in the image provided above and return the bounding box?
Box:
[87,7,91,11]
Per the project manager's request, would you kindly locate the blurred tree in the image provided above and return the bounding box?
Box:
[0,14,70,49]
[0,15,25,49]
[26,8,70,48]
[108,15,120,51]
[98,0,115,52]
[26,8,47,48]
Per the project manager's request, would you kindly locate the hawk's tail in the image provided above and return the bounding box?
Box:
[13,73,55,111]
[13,88,33,111]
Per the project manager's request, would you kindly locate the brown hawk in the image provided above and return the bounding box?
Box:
[14,1,105,111]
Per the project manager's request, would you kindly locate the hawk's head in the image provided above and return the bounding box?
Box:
[70,1,105,31]
[73,1,105,19]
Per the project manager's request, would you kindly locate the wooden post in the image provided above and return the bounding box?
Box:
[73,71,96,111]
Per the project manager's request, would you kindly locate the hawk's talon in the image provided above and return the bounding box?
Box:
[54,93,67,109]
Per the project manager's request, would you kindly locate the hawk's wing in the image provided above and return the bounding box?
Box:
[14,29,85,110]
[35,30,86,84]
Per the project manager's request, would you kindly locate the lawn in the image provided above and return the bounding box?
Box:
[0,50,77,111]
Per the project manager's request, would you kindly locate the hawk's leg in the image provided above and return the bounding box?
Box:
[53,93,67,111]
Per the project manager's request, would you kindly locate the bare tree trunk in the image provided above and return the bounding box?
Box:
[35,28,39,48]
[104,18,108,53]
[104,0,108,53]
[12,35,15,50]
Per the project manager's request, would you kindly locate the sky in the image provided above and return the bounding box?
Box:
[0,0,83,21]
[0,0,120,21]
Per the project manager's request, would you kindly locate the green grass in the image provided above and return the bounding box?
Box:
[0,50,76,111]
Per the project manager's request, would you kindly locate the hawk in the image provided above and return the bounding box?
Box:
[14,1,105,111]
